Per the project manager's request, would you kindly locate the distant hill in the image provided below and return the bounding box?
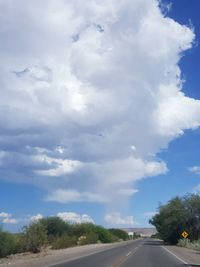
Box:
[121,228,157,237]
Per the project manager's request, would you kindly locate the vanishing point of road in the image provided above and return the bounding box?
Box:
[50,239,196,267]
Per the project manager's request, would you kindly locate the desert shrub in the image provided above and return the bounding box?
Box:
[70,223,95,237]
[109,229,129,241]
[51,234,77,249]
[78,233,98,245]
[70,223,114,243]
[94,225,115,243]
[178,239,200,251]
[39,217,70,240]
[0,230,18,258]
[22,222,48,253]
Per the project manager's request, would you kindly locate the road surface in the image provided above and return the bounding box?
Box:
[50,239,199,267]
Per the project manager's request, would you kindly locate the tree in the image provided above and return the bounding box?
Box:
[184,194,200,240]
[150,197,186,244]
[150,194,200,244]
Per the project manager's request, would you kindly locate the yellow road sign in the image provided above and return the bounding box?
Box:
[181,231,188,239]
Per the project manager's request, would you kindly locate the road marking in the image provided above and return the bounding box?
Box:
[113,246,140,267]
[126,251,132,257]
[161,246,192,267]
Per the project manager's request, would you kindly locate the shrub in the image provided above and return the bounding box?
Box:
[70,223,115,243]
[51,234,77,249]
[39,217,70,240]
[178,239,200,251]
[70,223,95,237]
[78,233,98,245]
[22,222,48,253]
[109,229,129,241]
[0,230,18,258]
[94,225,115,243]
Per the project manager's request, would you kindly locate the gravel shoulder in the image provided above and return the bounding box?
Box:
[164,245,200,265]
[0,240,136,267]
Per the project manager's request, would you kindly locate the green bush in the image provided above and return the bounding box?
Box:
[0,230,18,258]
[70,223,115,243]
[109,229,129,241]
[0,218,124,257]
[78,233,98,245]
[40,217,70,240]
[70,223,95,237]
[51,234,77,249]
[94,225,115,243]
[178,239,200,251]
[22,222,48,253]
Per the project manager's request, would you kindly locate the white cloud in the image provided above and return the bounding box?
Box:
[0,0,200,209]
[45,189,107,203]
[57,212,94,224]
[30,214,43,222]
[105,212,135,226]
[189,166,200,174]
[34,154,82,177]
[117,188,138,196]
[193,184,200,194]
[0,212,18,224]
[0,212,10,218]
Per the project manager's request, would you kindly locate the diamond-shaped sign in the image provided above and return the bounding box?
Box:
[181,231,189,239]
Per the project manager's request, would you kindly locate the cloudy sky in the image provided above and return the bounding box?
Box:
[1,0,200,231]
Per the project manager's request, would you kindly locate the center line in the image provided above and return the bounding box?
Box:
[126,251,132,257]
[114,245,141,267]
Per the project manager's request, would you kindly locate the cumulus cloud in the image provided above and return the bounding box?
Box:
[57,212,94,224]
[0,0,199,208]
[189,166,200,174]
[0,212,18,224]
[193,184,200,194]
[30,214,43,222]
[45,189,107,203]
[105,212,135,225]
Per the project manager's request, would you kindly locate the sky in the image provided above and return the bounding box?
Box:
[0,0,200,232]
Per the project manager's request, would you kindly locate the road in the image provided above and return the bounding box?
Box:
[50,239,198,267]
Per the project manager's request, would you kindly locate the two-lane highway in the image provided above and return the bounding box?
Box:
[50,239,194,267]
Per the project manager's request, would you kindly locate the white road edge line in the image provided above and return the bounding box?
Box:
[161,246,192,267]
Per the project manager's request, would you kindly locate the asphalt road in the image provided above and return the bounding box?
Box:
[50,239,199,267]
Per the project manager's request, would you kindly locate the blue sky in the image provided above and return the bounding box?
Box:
[1,0,200,232]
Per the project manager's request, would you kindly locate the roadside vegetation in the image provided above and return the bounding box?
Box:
[0,218,131,258]
[178,238,200,251]
[150,194,200,248]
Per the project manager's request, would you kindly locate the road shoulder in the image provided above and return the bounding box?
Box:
[163,245,200,265]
